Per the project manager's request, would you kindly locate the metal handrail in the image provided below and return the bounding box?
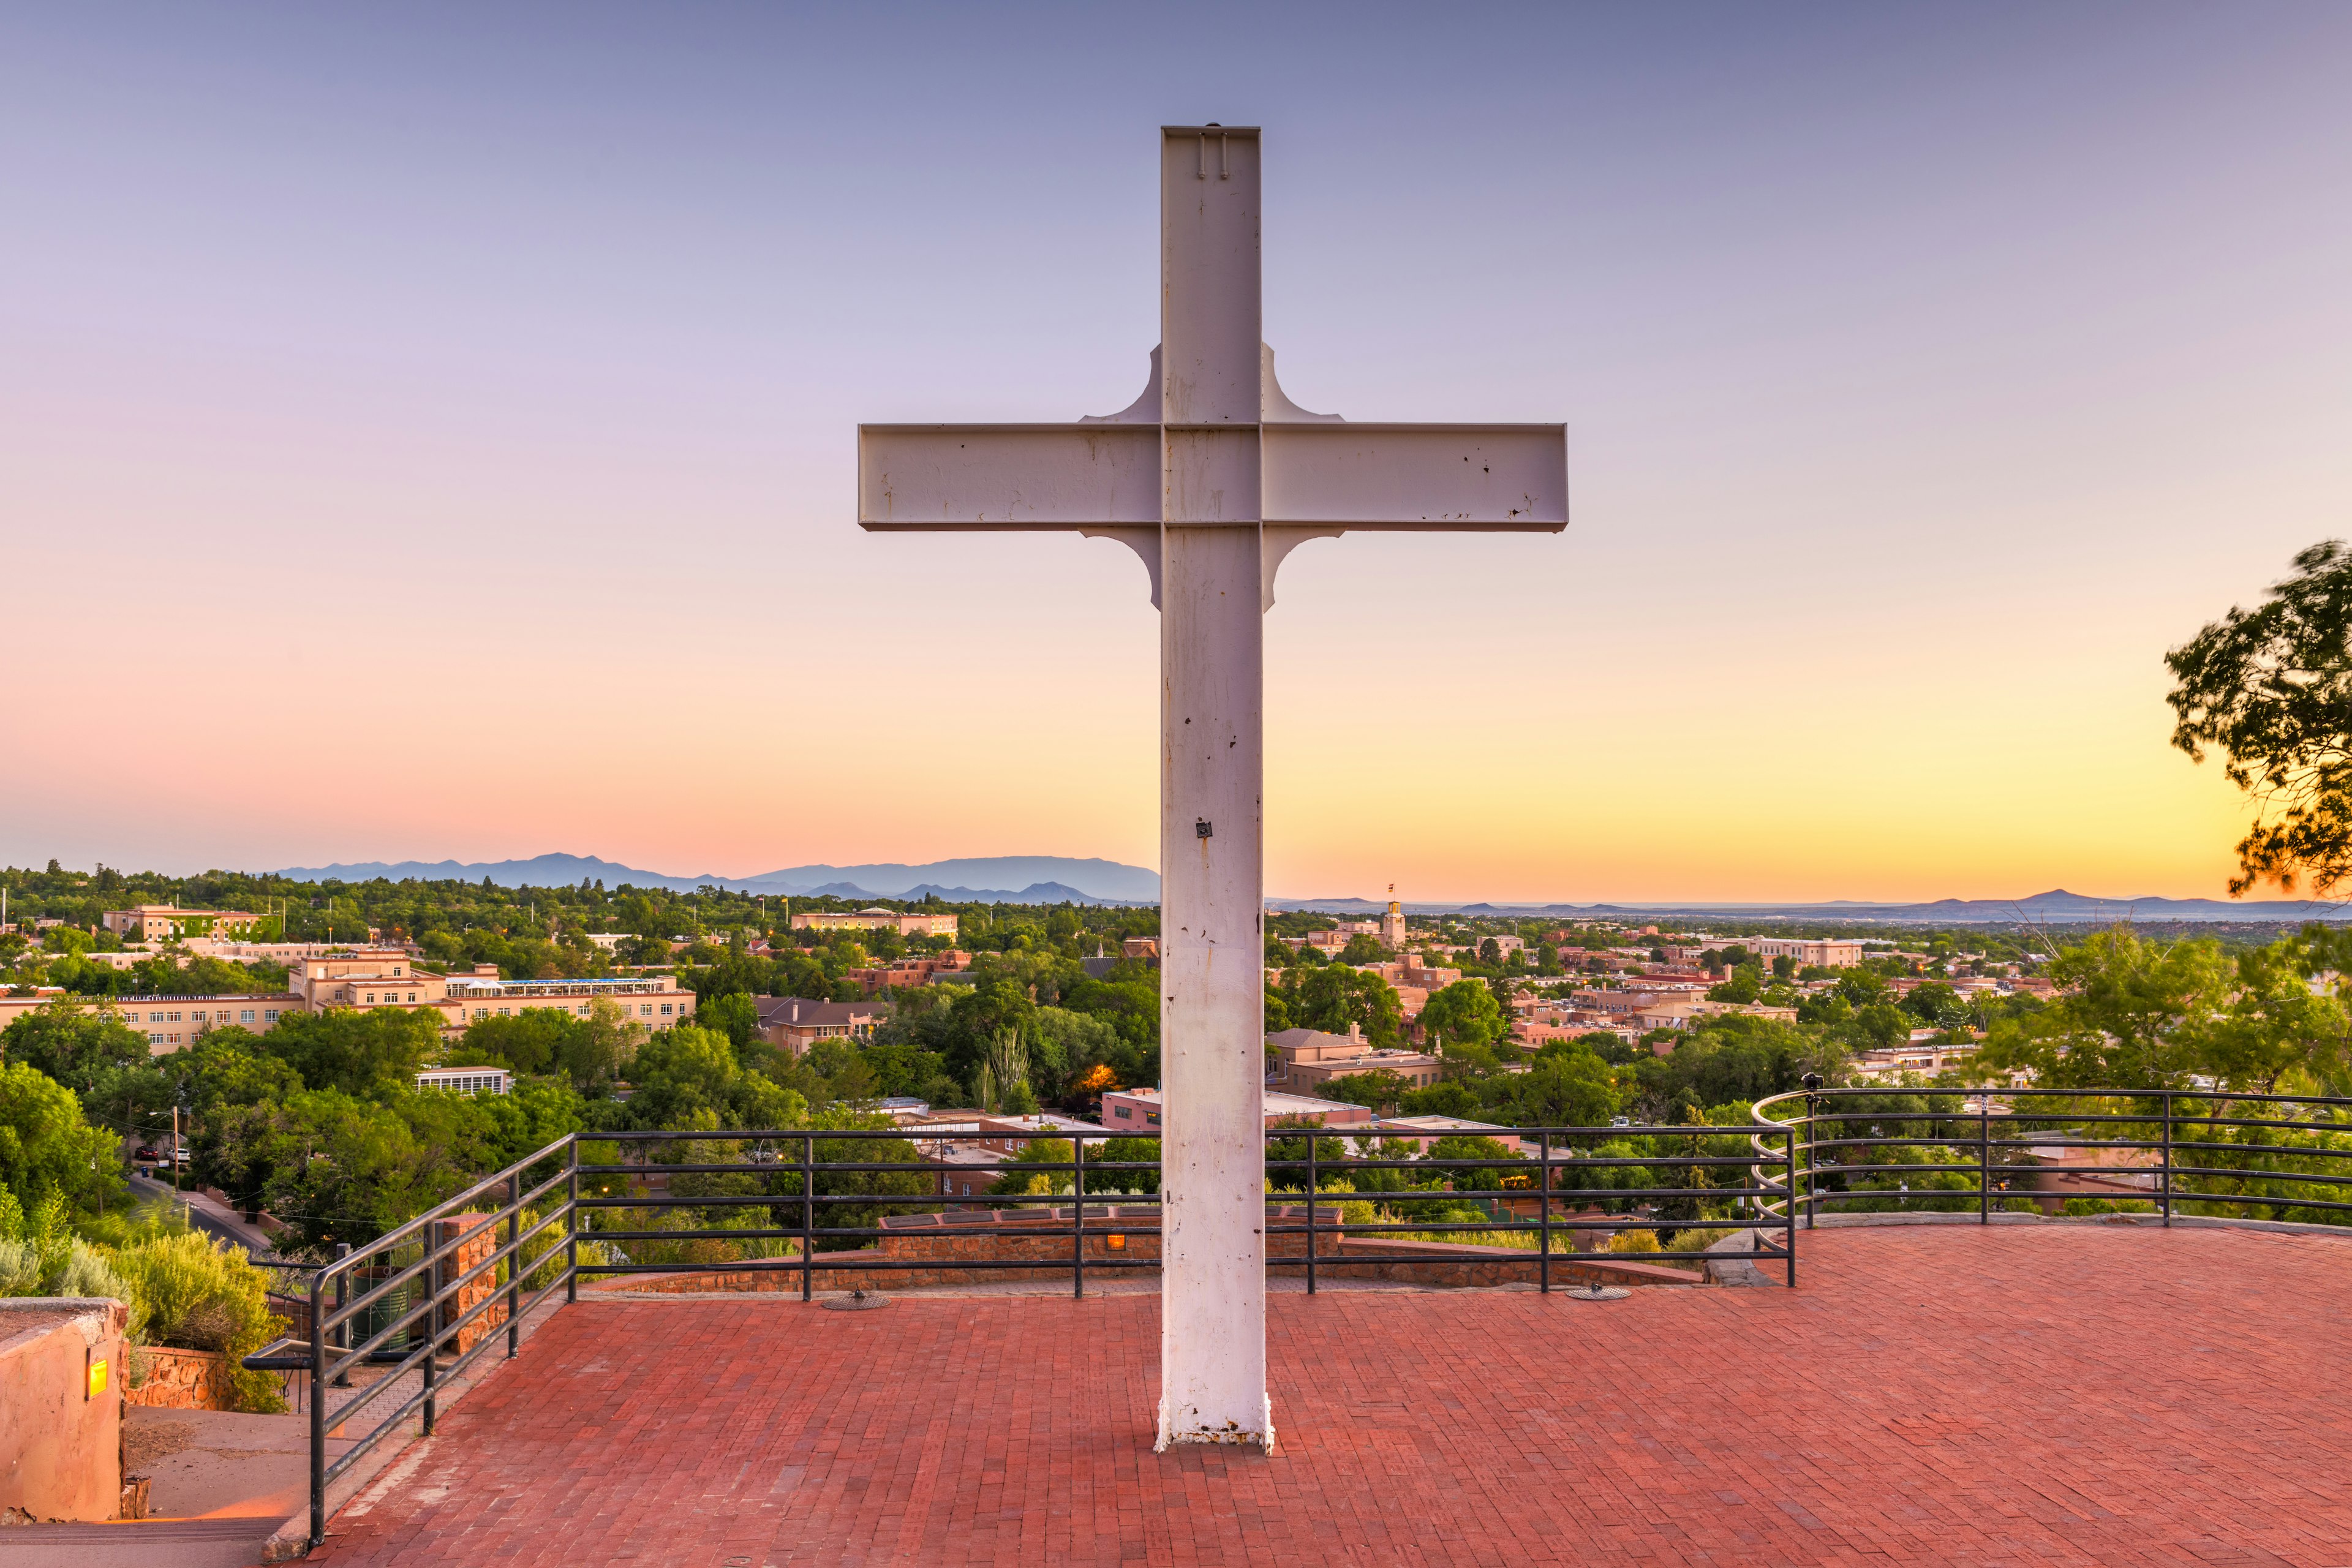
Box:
[1751,1084,2352,1233]
[262,1115,1793,1548]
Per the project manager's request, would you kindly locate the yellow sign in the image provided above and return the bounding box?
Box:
[88,1357,108,1398]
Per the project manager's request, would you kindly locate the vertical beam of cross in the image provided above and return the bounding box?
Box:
[856,124,1566,1455]
[1154,125,1270,1452]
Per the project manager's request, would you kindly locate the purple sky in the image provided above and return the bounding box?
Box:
[6,4,2349,900]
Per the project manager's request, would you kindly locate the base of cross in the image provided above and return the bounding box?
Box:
[1156,1393,1276,1455]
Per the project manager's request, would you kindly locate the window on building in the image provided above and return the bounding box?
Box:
[148,1034,164,1046]
[167,1011,181,1023]
[660,1003,674,1015]
[405,993,416,1003]
[640,1005,652,1017]
[264,1009,279,1022]
[498,1008,511,1017]
[239,1009,255,1023]
[1114,1105,1131,1120]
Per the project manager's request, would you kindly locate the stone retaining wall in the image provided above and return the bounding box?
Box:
[124,1344,234,1411]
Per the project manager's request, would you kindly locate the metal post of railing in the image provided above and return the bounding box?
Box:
[1800,1074,1821,1230]
[421,1223,440,1437]
[1978,1094,1991,1225]
[505,1169,521,1357]
[1305,1128,1317,1297]
[564,1136,579,1305]
[1538,1131,1551,1295]
[801,1131,815,1303]
[308,1265,326,1548]
[1072,1135,1086,1300]
[1784,1121,1798,1287]
[2161,1090,2174,1226]
[331,1243,350,1387]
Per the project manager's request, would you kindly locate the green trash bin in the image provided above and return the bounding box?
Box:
[352,1267,415,1355]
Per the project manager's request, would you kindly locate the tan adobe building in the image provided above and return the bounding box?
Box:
[1741,937,1864,968]
[0,988,298,1050]
[790,908,959,938]
[440,970,694,1031]
[288,952,695,1035]
[100,905,274,941]
[843,953,973,997]
[1099,1085,1371,1134]
[1374,1114,1525,1157]
[1267,1025,1443,1096]
[289,951,448,1012]
[755,996,885,1058]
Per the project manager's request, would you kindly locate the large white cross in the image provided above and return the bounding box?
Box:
[858,125,1566,1452]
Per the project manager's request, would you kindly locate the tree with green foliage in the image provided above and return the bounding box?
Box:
[0,1003,151,1095]
[2166,539,2352,897]
[264,1008,441,1096]
[1418,979,1503,1051]
[1317,1068,1414,1115]
[0,1061,124,1219]
[1975,929,2236,1090]
[1490,1044,1620,1128]
[1284,964,1403,1046]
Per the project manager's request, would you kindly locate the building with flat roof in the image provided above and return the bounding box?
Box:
[790,908,959,939]
[843,953,971,997]
[441,971,694,1031]
[0,989,300,1052]
[1374,1115,1525,1156]
[417,1066,513,1096]
[1267,1025,1443,1096]
[99,905,276,941]
[1098,1085,1373,1136]
[1742,937,1865,969]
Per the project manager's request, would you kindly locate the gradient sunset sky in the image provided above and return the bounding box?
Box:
[6,3,2349,903]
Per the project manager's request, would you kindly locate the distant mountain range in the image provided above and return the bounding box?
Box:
[1268,888,2352,925]
[274,853,1160,905]
[268,857,2345,924]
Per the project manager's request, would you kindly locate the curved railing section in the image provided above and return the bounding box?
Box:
[1751,1085,2352,1251]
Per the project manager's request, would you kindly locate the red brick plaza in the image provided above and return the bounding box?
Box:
[310,1225,2352,1566]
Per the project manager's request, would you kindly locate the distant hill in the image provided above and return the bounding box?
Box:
[274,852,1158,903]
[1267,886,2352,924]
[267,858,2340,922]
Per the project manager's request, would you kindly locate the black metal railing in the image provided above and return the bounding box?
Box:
[1751,1084,2352,1238]
[249,1117,1789,1548]
[565,1121,1785,1295]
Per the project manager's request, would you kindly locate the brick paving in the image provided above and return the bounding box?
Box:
[307,1224,2352,1566]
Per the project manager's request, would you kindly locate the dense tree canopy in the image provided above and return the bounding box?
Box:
[2168,539,2352,897]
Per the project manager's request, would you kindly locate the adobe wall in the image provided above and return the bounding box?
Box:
[0,1298,126,1523]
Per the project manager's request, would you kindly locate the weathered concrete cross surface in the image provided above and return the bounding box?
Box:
[856,125,1566,1450]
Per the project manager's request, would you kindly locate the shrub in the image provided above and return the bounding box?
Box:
[110,1232,285,1413]
[1608,1229,1661,1254]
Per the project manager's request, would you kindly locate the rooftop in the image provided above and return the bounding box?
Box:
[303,1223,2352,1567]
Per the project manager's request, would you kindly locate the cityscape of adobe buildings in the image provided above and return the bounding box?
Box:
[2,891,2050,1104]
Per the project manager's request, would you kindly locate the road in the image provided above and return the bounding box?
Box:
[126,1172,277,1255]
